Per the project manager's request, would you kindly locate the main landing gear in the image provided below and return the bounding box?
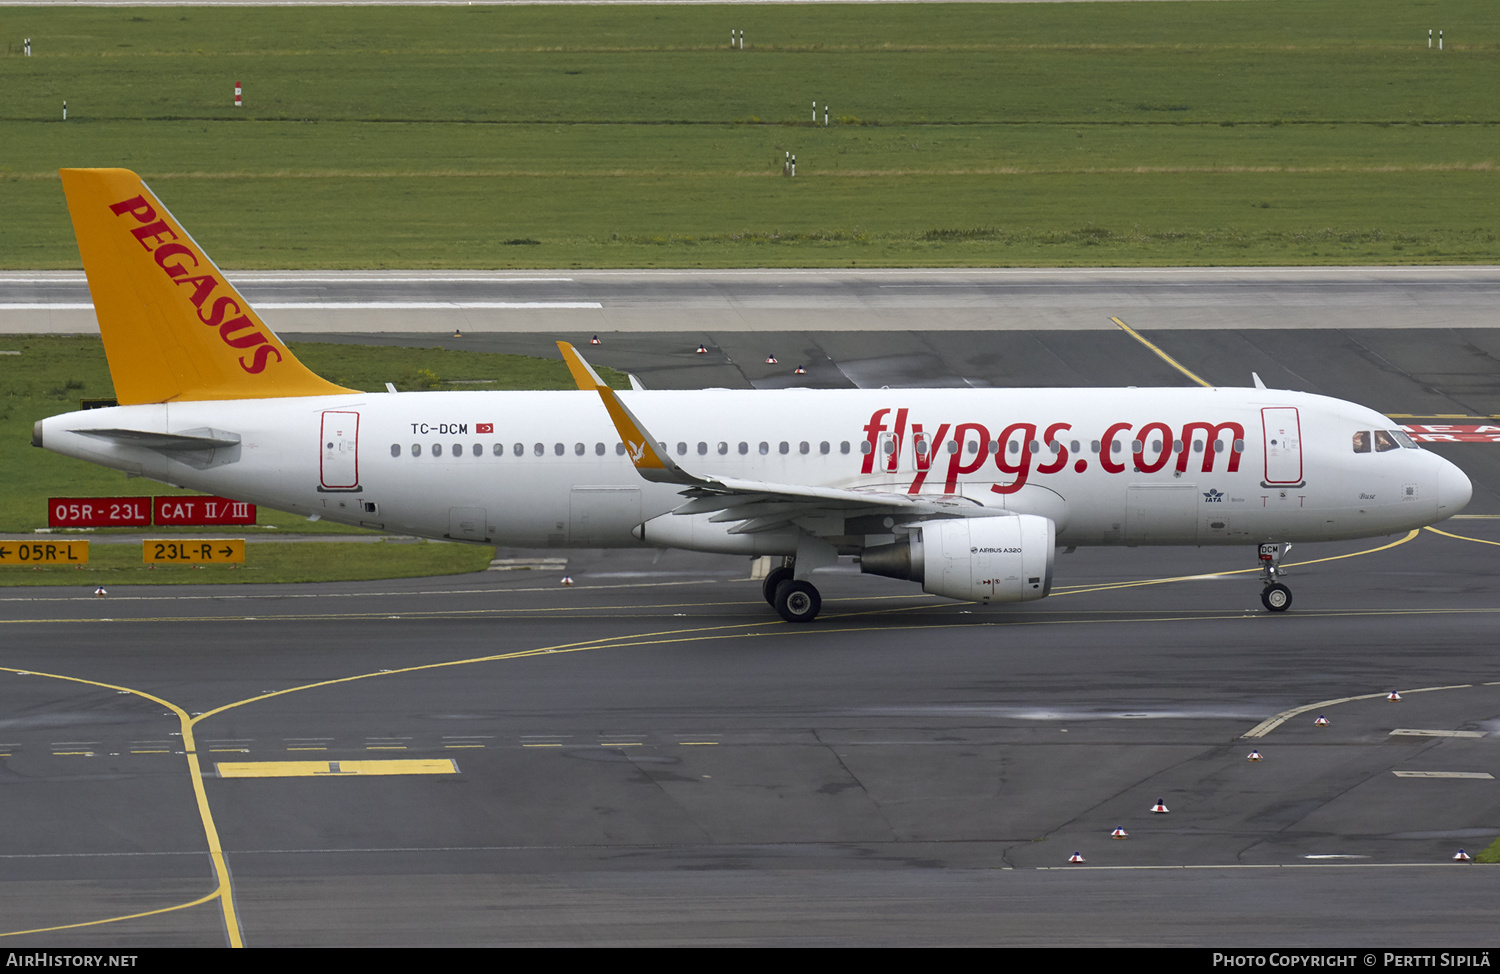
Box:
[1257,542,1292,612]
[762,560,822,623]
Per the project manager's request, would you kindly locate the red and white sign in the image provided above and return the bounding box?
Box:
[1401,424,1500,443]
[154,496,256,525]
[48,496,255,527]
[476,423,494,434]
[49,497,152,527]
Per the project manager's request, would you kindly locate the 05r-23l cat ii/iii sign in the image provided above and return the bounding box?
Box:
[34,169,1471,622]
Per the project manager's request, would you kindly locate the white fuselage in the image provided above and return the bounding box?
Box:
[38,386,1470,553]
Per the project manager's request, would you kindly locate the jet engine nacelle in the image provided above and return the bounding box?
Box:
[860,514,1056,603]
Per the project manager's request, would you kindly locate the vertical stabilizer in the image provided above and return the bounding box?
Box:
[59,168,355,404]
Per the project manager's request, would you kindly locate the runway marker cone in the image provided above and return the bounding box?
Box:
[1068,851,1086,863]
[590,335,602,345]
[1454,849,1473,862]
[1388,691,1402,702]
[766,354,778,364]
[1151,798,1169,813]
[1248,749,1263,761]
[1110,827,1128,839]
[1315,715,1329,726]
[94,587,106,597]
[560,576,574,586]
[793,365,807,375]
[696,344,708,354]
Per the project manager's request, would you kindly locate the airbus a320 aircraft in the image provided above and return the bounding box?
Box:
[34,169,1472,621]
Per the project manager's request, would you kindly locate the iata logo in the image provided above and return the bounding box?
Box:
[1203,488,1224,502]
[107,194,283,375]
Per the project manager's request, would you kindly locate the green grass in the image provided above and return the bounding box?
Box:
[0,539,496,585]
[3,2,1500,266]
[1476,835,1500,864]
[0,335,627,534]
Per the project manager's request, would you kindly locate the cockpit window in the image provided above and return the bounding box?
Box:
[1391,429,1419,449]
[1352,431,1370,454]
[1373,429,1400,453]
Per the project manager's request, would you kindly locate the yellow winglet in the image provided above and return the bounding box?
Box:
[60,168,357,404]
[557,341,689,484]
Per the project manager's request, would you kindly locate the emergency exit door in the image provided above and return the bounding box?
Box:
[320,410,360,490]
[1261,407,1303,486]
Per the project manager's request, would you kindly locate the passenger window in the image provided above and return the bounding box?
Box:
[677,442,687,456]
[840,441,850,454]
[513,443,524,457]
[534,443,544,457]
[492,443,503,457]
[391,444,401,457]
[554,443,564,456]
[779,442,789,455]
[453,443,463,457]
[411,443,421,458]
[799,441,810,455]
[698,442,708,455]
[616,442,626,456]
[433,443,443,457]
[718,442,729,455]
[575,443,585,456]
[739,442,749,455]
[860,441,873,455]
[760,442,770,455]
[820,441,830,455]
[596,442,606,456]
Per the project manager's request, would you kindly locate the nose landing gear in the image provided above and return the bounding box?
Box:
[1258,543,1293,612]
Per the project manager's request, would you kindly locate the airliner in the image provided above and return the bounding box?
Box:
[32,169,1472,622]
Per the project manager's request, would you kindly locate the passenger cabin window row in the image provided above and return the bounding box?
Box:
[389,436,1252,460]
[390,441,861,458]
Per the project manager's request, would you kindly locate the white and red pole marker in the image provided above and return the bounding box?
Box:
[1388,691,1402,702]
[94,586,106,597]
[766,354,777,364]
[590,335,602,345]
[1247,749,1263,762]
[1151,798,1169,814]
[1453,849,1473,862]
[1068,852,1086,863]
[1110,827,1128,839]
[1315,715,1330,727]
[696,344,708,354]
[560,576,574,586]
[234,82,242,108]
[794,365,807,375]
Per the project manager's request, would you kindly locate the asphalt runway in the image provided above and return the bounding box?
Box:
[2,271,1498,947]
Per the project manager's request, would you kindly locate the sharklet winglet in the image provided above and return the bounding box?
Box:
[557,341,696,486]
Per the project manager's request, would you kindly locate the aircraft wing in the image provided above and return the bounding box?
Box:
[558,342,987,534]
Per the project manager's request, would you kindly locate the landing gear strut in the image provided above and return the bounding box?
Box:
[1258,542,1292,612]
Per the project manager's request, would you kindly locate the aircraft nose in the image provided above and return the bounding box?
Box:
[1436,456,1472,518]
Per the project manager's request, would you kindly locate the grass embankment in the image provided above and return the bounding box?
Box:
[0,337,626,583]
[3,2,1500,266]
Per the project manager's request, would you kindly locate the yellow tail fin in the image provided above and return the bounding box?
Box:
[60,168,355,404]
